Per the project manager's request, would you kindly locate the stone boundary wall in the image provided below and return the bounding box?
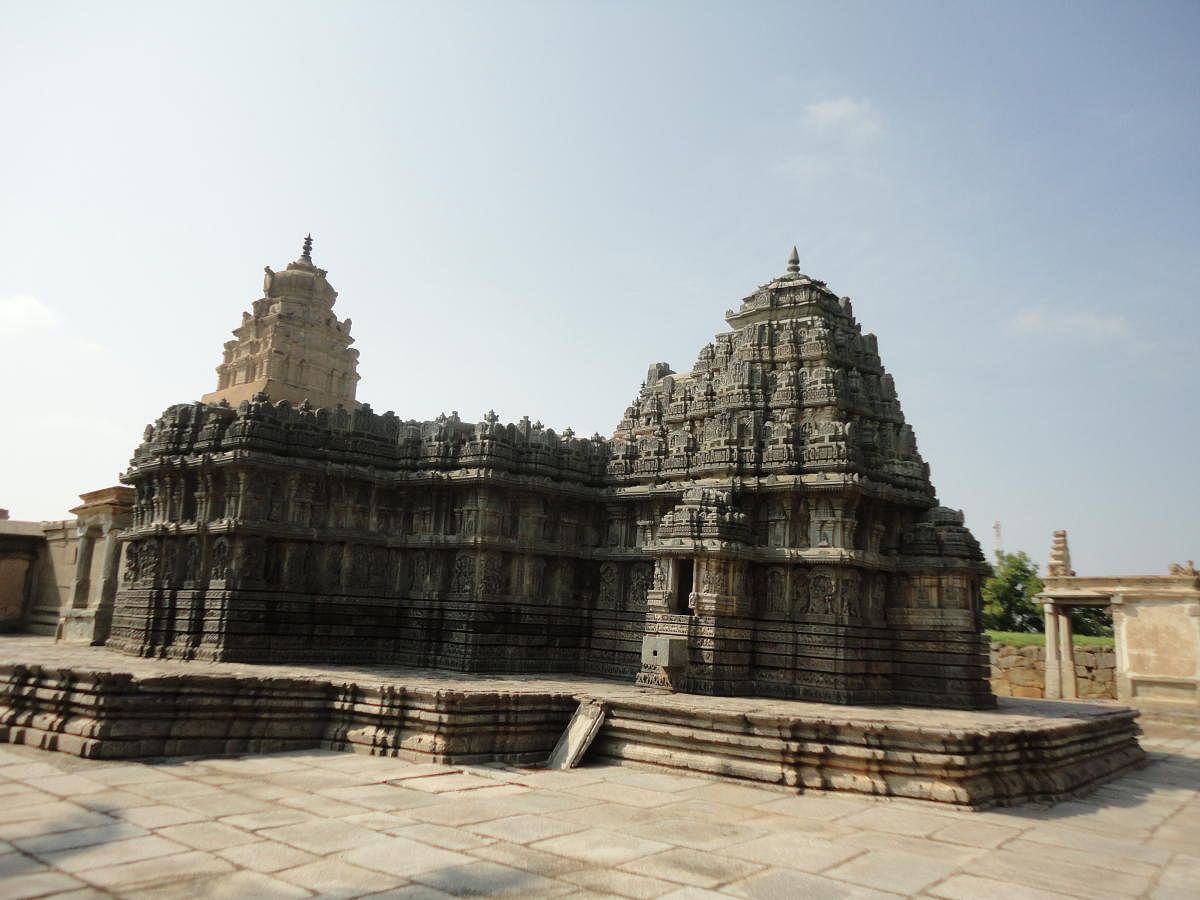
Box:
[990,643,1116,700]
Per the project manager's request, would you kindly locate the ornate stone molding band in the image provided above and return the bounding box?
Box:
[0,640,1143,807]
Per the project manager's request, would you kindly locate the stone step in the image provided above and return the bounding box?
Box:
[0,663,574,764]
[0,658,1146,807]
[586,696,1145,806]
[24,606,60,635]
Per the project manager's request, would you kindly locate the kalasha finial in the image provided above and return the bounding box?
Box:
[787,245,800,275]
[301,233,313,262]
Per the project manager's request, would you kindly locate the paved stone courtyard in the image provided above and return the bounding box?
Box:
[1,721,1197,899]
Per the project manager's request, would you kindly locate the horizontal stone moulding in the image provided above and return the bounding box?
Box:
[0,653,1144,807]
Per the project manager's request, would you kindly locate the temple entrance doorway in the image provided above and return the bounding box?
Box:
[674,559,694,614]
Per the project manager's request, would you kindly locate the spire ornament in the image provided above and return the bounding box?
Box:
[301,233,313,262]
[787,245,800,276]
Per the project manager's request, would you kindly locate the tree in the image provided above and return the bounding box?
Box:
[1071,606,1113,637]
[982,551,1044,632]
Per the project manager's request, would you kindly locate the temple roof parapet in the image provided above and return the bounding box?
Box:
[130,395,612,485]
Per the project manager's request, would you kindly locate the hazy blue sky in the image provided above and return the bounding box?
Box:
[2,1,1197,574]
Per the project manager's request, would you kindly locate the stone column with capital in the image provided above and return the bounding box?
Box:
[1058,606,1077,699]
[1044,602,1062,699]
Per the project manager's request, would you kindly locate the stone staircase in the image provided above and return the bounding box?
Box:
[24,593,61,635]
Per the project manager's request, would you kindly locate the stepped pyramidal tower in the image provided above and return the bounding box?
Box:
[111,244,992,709]
[201,235,360,410]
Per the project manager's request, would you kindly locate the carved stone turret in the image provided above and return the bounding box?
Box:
[200,235,360,411]
[1046,529,1075,577]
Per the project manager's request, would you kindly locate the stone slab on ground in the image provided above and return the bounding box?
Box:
[546,699,607,769]
[0,719,1194,899]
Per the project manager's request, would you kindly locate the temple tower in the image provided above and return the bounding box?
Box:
[1046,529,1075,577]
[613,246,991,706]
[201,235,360,410]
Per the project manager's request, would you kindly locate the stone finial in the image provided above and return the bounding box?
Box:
[1169,560,1199,576]
[787,245,800,275]
[301,234,313,262]
[1046,529,1075,577]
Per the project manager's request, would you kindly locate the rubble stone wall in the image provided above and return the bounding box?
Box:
[989,643,1117,700]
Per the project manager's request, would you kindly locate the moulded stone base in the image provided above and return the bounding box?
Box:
[56,608,111,645]
[106,586,996,709]
[589,695,1144,806]
[0,637,1144,807]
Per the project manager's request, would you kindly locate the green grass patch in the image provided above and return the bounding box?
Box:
[987,630,1114,648]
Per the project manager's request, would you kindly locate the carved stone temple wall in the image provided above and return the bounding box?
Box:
[108,245,993,709]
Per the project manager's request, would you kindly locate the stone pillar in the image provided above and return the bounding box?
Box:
[1110,594,1130,703]
[1044,602,1062,699]
[70,527,96,610]
[93,526,123,642]
[1058,607,1078,699]
[195,473,211,524]
[235,471,250,520]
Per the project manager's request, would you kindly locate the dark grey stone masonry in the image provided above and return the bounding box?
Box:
[110,248,993,709]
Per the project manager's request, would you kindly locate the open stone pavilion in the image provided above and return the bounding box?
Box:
[1,241,1194,899]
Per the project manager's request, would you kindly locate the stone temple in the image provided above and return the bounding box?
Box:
[108,240,994,710]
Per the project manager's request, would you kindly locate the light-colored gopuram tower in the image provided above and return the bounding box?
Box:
[201,235,360,410]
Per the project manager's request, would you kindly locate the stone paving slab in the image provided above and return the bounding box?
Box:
[0,719,1194,898]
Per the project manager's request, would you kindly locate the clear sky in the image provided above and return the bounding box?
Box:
[2,1,1197,575]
